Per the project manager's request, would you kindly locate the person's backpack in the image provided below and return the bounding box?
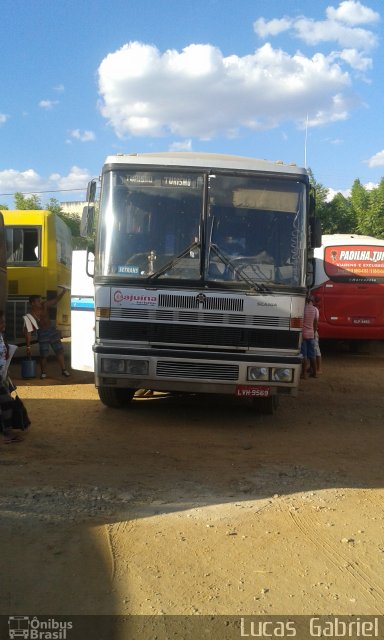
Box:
[11,394,31,430]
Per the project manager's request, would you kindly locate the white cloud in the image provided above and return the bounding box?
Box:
[324,137,343,145]
[50,166,92,190]
[97,41,356,139]
[292,17,377,50]
[335,48,372,71]
[96,2,380,142]
[253,17,292,38]
[69,129,96,142]
[0,166,91,194]
[39,100,59,110]
[364,181,378,190]
[326,180,377,201]
[0,113,9,124]
[367,150,384,168]
[0,169,43,192]
[169,139,192,151]
[326,1,380,26]
[326,187,351,201]
[54,84,65,93]
[307,93,351,127]
[254,1,379,51]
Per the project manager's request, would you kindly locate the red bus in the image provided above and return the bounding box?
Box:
[312,234,384,341]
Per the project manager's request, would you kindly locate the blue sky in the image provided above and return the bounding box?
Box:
[0,0,383,208]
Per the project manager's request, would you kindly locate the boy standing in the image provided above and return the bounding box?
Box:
[301,295,318,379]
[24,287,70,380]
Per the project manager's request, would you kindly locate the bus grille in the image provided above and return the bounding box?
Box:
[158,293,244,311]
[110,308,289,328]
[156,361,239,380]
[99,321,299,349]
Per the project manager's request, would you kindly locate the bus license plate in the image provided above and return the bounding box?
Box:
[352,318,372,325]
[236,385,270,398]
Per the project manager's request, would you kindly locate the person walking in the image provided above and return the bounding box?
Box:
[24,287,71,380]
[0,309,23,442]
[313,305,322,375]
[301,294,318,379]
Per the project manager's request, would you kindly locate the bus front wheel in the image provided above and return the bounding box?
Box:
[98,386,136,408]
[253,395,279,415]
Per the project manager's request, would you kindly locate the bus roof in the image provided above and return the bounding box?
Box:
[1,210,53,224]
[321,233,384,247]
[103,152,308,177]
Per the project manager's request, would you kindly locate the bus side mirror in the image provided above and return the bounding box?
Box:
[309,189,316,216]
[306,258,314,287]
[80,205,95,238]
[310,218,322,248]
[86,248,95,278]
[86,179,97,203]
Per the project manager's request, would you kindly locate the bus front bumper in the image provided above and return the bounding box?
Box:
[93,345,303,397]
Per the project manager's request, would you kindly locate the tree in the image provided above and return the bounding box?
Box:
[323,193,355,234]
[364,179,384,238]
[349,178,384,238]
[45,197,62,216]
[14,192,42,210]
[0,204,9,210]
[307,168,329,220]
[350,179,370,234]
[12,192,88,248]
[46,198,89,249]
[59,211,89,249]
[307,169,336,234]
[306,168,352,234]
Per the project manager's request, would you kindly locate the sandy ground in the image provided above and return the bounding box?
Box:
[1,343,383,629]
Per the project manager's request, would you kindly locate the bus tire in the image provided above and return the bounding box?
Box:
[98,386,135,408]
[253,395,279,415]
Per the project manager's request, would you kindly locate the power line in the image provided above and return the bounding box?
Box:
[0,187,87,197]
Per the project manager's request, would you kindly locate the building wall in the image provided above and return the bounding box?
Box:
[60,201,84,217]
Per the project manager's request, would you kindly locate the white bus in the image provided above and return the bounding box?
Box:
[74,152,320,413]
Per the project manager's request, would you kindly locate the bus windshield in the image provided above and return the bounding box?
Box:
[96,168,307,288]
[207,174,306,287]
[97,169,203,279]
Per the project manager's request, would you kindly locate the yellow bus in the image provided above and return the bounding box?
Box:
[0,212,6,312]
[2,210,72,342]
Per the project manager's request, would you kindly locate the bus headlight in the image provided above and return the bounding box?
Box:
[247,366,269,381]
[126,360,149,375]
[101,358,125,373]
[272,368,293,383]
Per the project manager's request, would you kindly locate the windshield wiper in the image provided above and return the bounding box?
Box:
[209,244,270,293]
[147,241,201,281]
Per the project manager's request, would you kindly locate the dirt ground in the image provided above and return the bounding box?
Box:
[1,343,384,625]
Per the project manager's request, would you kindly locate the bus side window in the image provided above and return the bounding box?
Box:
[23,229,39,262]
[6,228,22,262]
